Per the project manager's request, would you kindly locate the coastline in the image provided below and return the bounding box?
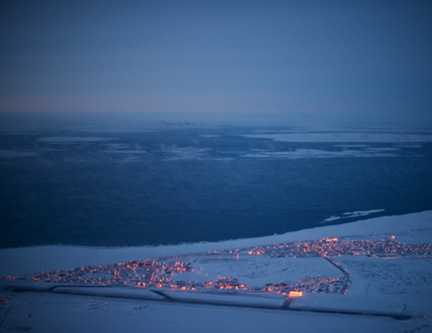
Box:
[1,210,431,277]
[1,210,432,332]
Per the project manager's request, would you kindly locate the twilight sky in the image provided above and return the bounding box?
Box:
[1,1,431,124]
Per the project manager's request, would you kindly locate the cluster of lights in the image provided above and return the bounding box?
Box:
[237,237,432,259]
[4,236,430,298]
[31,259,192,286]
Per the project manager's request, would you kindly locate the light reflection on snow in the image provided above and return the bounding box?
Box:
[11,237,430,298]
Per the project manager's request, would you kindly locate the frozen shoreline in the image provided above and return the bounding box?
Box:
[1,210,431,277]
[1,211,432,332]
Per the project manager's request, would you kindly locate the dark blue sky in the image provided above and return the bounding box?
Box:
[1,1,431,124]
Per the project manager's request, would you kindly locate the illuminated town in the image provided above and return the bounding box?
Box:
[22,236,432,297]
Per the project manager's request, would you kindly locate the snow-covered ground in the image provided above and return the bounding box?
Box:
[1,211,432,332]
[321,209,385,223]
[241,131,432,143]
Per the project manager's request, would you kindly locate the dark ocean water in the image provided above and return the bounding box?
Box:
[1,126,432,248]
